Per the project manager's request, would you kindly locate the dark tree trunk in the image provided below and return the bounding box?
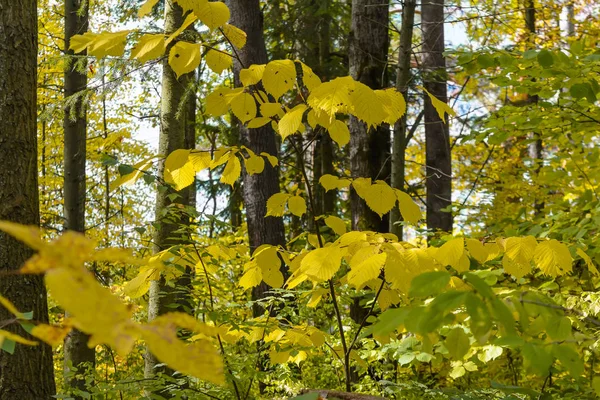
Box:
[390,0,416,239]
[348,0,390,233]
[0,0,56,398]
[63,0,95,394]
[422,0,452,233]
[229,0,286,317]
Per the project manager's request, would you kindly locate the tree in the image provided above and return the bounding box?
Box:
[229,0,286,316]
[422,0,452,233]
[348,0,390,232]
[0,0,56,397]
[63,0,95,393]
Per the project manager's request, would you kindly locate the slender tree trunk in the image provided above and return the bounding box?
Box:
[422,0,452,233]
[348,0,390,232]
[145,0,194,382]
[229,0,286,318]
[0,0,56,398]
[390,0,416,239]
[63,1,95,393]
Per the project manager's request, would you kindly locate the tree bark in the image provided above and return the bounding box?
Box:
[390,0,416,239]
[348,0,390,232]
[0,0,56,398]
[63,0,95,394]
[144,0,195,382]
[422,0,453,233]
[228,0,286,317]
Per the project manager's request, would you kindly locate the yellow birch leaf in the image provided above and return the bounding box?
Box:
[261,152,278,167]
[221,23,246,48]
[262,60,296,99]
[266,193,291,217]
[31,324,71,347]
[164,149,196,190]
[240,64,265,87]
[534,239,573,277]
[576,248,599,275]
[502,256,530,279]
[278,104,307,140]
[239,266,262,290]
[435,237,465,269]
[247,117,272,128]
[230,92,257,123]
[0,294,25,319]
[0,221,44,251]
[261,102,283,118]
[205,86,241,117]
[327,119,350,147]
[189,151,211,172]
[298,61,321,91]
[69,32,98,53]
[244,153,265,175]
[394,189,422,224]
[348,81,388,128]
[319,174,351,192]
[324,216,347,236]
[193,0,230,31]
[123,268,155,298]
[302,245,345,282]
[168,41,201,78]
[270,349,291,364]
[262,269,284,288]
[307,76,354,118]
[504,236,537,267]
[88,31,130,58]
[165,13,198,45]
[131,34,165,64]
[466,239,487,264]
[220,155,241,186]
[376,88,406,125]
[419,85,456,123]
[358,181,397,217]
[348,252,387,289]
[307,288,328,308]
[138,0,159,17]
[0,330,38,346]
[204,49,232,74]
[288,195,307,217]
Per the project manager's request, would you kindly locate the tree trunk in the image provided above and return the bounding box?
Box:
[63,1,95,394]
[422,0,452,233]
[390,0,416,239]
[229,0,286,317]
[144,0,195,382]
[0,0,56,398]
[348,0,390,233]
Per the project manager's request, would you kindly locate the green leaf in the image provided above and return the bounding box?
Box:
[445,328,470,360]
[537,50,554,68]
[409,271,450,297]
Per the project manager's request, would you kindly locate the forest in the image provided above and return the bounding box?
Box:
[1,0,599,399]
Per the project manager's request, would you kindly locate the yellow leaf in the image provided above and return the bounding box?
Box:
[244,153,265,175]
[288,196,307,217]
[434,237,465,269]
[138,0,159,17]
[247,117,272,128]
[319,174,351,192]
[307,288,328,308]
[324,216,346,236]
[110,156,157,191]
[31,324,71,347]
[131,34,165,64]
[166,13,198,45]
[576,248,599,275]
[302,245,345,282]
[307,76,354,118]
[354,180,397,217]
[348,252,387,289]
[220,155,241,186]
[193,0,230,31]
[376,88,406,125]
[164,149,196,190]
[140,324,224,384]
[230,92,257,123]
[0,221,44,251]
[348,81,388,128]
[204,49,232,74]
[261,102,283,118]
[69,32,98,53]
[298,61,321,91]
[261,152,278,167]
[88,31,130,58]
[419,85,456,123]
[221,23,246,48]
[534,239,572,277]
[455,252,470,273]
[205,86,241,117]
[394,189,421,224]
[278,104,307,140]
[189,151,211,171]
[502,256,530,279]
[503,236,537,275]
[270,349,291,364]
[168,41,201,78]
[266,193,291,217]
[240,64,265,86]
[123,268,155,298]
[0,294,25,319]
[239,265,262,290]
[262,60,296,99]
[263,269,284,288]
[307,109,332,129]
[0,329,38,346]
[327,120,350,147]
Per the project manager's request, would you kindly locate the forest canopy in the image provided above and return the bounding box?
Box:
[1,0,600,399]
